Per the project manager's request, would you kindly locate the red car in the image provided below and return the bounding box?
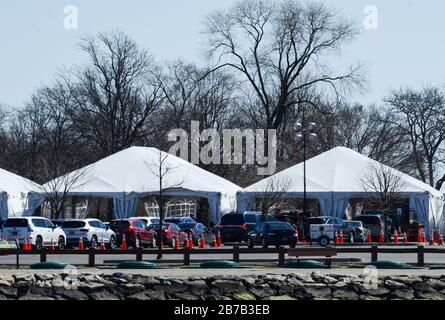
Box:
[148,222,188,247]
[109,218,157,248]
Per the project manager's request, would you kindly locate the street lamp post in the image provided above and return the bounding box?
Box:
[294,120,317,218]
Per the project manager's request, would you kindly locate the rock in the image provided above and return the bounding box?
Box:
[276,284,295,295]
[127,292,152,301]
[0,287,18,298]
[389,275,422,284]
[242,277,257,286]
[262,295,297,300]
[35,274,54,282]
[390,289,415,300]
[112,272,133,280]
[233,292,257,300]
[425,279,445,290]
[358,286,390,296]
[332,290,359,300]
[51,278,67,288]
[0,279,12,287]
[15,281,32,288]
[134,277,161,287]
[144,290,166,300]
[323,276,339,284]
[416,292,445,300]
[212,280,245,292]
[360,295,383,300]
[30,287,53,296]
[78,282,105,293]
[248,284,276,298]
[14,274,35,282]
[333,282,348,289]
[413,282,435,293]
[204,295,232,300]
[153,284,187,293]
[173,293,199,300]
[120,283,145,291]
[384,280,406,290]
[262,274,286,282]
[304,282,327,288]
[305,287,331,299]
[89,290,120,300]
[19,294,55,300]
[0,275,14,283]
[0,294,8,300]
[110,277,128,284]
[61,290,89,300]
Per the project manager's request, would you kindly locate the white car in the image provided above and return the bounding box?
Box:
[1,217,66,250]
[61,219,116,248]
[130,217,160,227]
[310,224,335,246]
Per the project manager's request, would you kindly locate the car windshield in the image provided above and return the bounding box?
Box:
[355,216,381,224]
[221,214,244,225]
[62,221,86,228]
[150,224,169,230]
[110,220,130,228]
[4,219,28,228]
[178,223,196,230]
[265,223,293,231]
[306,218,326,225]
[244,214,257,223]
[347,221,363,228]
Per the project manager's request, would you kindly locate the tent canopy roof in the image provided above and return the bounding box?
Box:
[0,168,39,195]
[45,146,242,196]
[245,147,442,198]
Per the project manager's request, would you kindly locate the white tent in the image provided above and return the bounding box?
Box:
[30,147,242,221]
[0,168,41,218]
[237,147,444,234]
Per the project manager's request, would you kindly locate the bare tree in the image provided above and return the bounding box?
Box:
[385,86,445,187]
[69,31,164,157]
[253,176,291,221]
[205,0,363,131]
[146,150,187,259]
[360,163,405,242]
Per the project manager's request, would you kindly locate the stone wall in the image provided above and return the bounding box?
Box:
[1,272,445,300]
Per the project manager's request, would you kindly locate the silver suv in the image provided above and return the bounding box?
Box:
[61,219,116,248]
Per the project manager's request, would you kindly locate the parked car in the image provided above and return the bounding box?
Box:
[218,213,248,243]
[243,212,277,233]
[163,217,195,224]
[51,219,67,227]
[178,222,215,245]
[109,218,157,248]
[354,215,384,241]
[0,217,66,250]
[131,217,160,227]
[61,219,116,248]
[343,220,368,243]
[305,216,362,242]
[148,222,188,247]
[247,221,298,248]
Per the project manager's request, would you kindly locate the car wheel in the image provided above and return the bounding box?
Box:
[151,236,157,248]
[247,238,254,249]
[318,236,330,247]
[261,238,268,249]
[133,236,141,249]
[107,236,116,249]
[57,236,65,250]
[349,232,355,244]
[90,235,98,249]
[35,236,43,251]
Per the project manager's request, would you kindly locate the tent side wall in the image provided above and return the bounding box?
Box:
[0,192,8,219]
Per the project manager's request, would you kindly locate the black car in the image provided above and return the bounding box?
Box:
[243,212,277,233]
[247,221,298,248]
[178,222,215,245]
[218,213,248,242]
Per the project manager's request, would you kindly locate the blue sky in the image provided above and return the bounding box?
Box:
[1,0,445,108]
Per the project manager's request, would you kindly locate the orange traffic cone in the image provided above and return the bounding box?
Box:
[429,229,435,246]
[417,229,422,243]
[78,236,84,250]
[216,230,222,247]
[403,232,408,245]
[367,231,372,243]
[211,236,217,247]
[173,236,179,250]
[393,230,399,244]
[26,236,32,251]
[20,237,26,250]
[421,229,426,243]
[334,231,339,244]
[339,230,344,243]
[199,235,205,248]
[188,234,194,249]
[50,239,55,251]
[437,230,444,245]
[121,234,127,251]
[379,229,385,243]
[100,238,106,251]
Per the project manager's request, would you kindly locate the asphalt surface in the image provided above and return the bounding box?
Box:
[1,244,445,267]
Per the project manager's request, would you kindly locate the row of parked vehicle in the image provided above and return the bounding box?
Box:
[0,216,214,250]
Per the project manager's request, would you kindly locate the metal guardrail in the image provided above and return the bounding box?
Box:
[0,243,443,269]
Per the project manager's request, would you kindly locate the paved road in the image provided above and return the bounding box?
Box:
[1,245,445,267]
